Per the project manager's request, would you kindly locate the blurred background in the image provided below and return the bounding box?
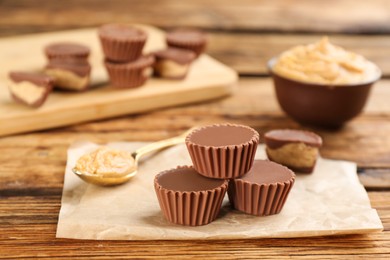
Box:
[1,0,389,77]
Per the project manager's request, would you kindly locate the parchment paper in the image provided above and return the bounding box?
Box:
[56,141,383,240]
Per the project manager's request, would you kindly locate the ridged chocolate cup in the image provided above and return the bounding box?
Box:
[166,29,207,58]
[154,166,228,226]
[186,124,260,179]
[105,55,155,88]
[268,57,381,128]
[228,160,295,216]
[99,24,147,62]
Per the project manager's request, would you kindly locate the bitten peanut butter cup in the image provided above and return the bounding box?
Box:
[265,129,322,173]
[166,29,207,58]
[186,124,259,179]
[228,160,295,216]
[104,55,154,88]
[99,24,147,62]
[154,166,228,226]
[44,42,90,60]
[9,71,54,108]
[153,47,196,79]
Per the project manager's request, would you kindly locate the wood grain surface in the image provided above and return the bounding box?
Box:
[1,0,390,259]
[1,0,390,34]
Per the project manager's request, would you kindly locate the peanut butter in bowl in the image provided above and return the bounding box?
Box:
[268,37,382,128]
[272,37,381,85]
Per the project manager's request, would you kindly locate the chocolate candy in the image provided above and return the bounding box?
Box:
[104,55,155,88]
[154,166,228,226]
[228,160,295,216]
[8,71,53,108]
[265,129,322,173]
[166,29,207,58]
[45,58,91,91]
[186,123,259,179]
[45,42,90,60]
[153,47,196,79]
[99,24,147,62]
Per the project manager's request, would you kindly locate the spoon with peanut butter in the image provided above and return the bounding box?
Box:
[72,128,195,186]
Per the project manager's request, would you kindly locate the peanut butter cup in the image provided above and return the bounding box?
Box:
[153,47,196,79]
[186,124,259,179]
[45,58,91,91]
[104,55,154,88]
[44,42,90,60]
[9,71,53,107]
[228,160,295,216]
[154,166,228,226]
[265,129,322,173]
[99,24,147,62]
[166,29,207,58]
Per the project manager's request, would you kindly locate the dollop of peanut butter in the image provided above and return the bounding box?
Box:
[75,147,135,176]
[273,37,380,85]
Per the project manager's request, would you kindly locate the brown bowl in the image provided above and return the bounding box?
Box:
[268,58,381,128]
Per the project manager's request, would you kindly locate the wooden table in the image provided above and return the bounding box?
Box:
[1,1,390,258]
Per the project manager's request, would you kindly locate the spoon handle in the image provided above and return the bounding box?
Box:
[132,127,196,161]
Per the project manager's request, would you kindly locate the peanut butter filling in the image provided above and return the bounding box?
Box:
[9,81,46,105]
[273,37,380,85]
[266,143,318,169]
[45,69,89,90]
[75,147,135,176]
[142,67,153,78]
[155,60,189,78]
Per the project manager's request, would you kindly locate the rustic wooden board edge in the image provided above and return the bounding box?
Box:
[0,79,237,137]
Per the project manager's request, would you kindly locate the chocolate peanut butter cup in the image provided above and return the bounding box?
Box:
[228,160,295,216]
[45,58,91,91]
[99,24,147,62]
[153,47,196,79]
[154,166,228,226]
[265,129,322,173]
[45,42,90,60]
[105,55,154,88]
[166,29,207,58]
[9,71,53,108]
[186,124,259,179]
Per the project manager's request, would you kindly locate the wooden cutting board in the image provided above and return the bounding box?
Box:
[0,25,237,137]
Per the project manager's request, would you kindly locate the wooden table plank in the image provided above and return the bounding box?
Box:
[1,0,390,35]
[0,192,389,258]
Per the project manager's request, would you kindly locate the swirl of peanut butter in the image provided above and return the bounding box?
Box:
[272,37,380,85]
[75,147,135,176]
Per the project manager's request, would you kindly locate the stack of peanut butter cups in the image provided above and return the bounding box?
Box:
[44,42,92,91]
[99,24,155,88]
[154,123,296,226]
